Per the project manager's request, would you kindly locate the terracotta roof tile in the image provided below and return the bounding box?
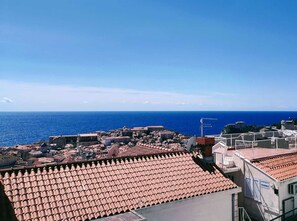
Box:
[0,152,236,220]
[251,152,297,181]
[117,144,172,157]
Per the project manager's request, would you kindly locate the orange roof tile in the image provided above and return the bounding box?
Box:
[251,152,297,181]
[0,152,236,220]
[117,143,171,157]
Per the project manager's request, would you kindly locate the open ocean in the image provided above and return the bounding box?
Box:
[0,111,297,147]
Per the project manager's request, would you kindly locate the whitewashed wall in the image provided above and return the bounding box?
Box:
[233,153,280,221]
[136,188,240,221]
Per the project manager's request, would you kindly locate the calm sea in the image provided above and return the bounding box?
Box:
[0,111,297,147]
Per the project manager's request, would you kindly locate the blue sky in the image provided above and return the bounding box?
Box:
[1,0,297,111]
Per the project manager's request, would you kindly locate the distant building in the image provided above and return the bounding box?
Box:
[77,133,98,144]
[159,131,174,141]
[101,136,130,146]
[96,131,109,136]
[49,135,78,148]
[281,120,295,130]
[131,127,148,133]
[146,125,164,132]
[0,151,240,221]
[121,129,133,137]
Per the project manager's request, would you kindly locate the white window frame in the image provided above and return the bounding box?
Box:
[253,179,261,202]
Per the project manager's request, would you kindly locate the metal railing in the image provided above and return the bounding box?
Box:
[270,207,297,221]
[239,207,252,221]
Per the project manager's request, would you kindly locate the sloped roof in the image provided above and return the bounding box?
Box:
[0,152,237,221]
[252,152,297,181]
[117,144,170,157]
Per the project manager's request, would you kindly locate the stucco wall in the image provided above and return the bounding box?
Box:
[233,154,280,221]
[279,177,297,215]
[135,188,240,221]
[244,164,279,221]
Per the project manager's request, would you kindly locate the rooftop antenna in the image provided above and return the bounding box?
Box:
[200,118,217,137]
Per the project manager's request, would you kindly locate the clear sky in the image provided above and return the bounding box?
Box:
[1,0,297,111]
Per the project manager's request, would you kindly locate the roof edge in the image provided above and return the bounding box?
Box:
[250,151,297,163]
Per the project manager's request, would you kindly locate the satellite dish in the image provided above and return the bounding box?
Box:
[186,136,197,151]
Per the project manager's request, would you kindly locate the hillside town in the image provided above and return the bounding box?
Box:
[2,0,297,220]
[2,119,297,221]
[0,126,189,168]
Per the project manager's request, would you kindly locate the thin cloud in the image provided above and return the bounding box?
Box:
[0,80,222,111]
[1,97,13,103]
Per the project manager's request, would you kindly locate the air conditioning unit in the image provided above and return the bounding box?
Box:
[288,182,297,194]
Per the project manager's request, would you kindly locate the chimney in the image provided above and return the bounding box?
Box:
[196,137,215,158]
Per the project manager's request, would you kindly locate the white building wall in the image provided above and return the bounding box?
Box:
[244,164,279,221]
[233,154,280,221]
[279,177,297,216]
[136,188,240,221]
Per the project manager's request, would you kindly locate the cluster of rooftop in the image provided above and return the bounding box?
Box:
[0,126,189,169]
[2,119,297,221]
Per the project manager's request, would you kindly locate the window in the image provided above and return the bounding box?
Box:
[253,179,261,202]
[244,177,253,198]
[245,177,267,202]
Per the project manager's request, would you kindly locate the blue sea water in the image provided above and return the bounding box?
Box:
[0,111,297,147]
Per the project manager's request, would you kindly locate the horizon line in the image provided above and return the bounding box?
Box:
[1,110,297,113]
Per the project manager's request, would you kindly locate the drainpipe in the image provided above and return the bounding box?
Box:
[232,193,235,221]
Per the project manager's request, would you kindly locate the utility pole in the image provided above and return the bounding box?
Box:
[200,118,217,137]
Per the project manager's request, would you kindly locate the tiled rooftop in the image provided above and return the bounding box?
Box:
[0,152,237,221]
[251,151,297,181]
[117,144,170,157]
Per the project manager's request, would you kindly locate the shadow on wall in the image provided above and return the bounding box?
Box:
[0,182,18,221]
[192,156,216,173]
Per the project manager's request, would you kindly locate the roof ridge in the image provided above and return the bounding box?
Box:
[0,150,187,175]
